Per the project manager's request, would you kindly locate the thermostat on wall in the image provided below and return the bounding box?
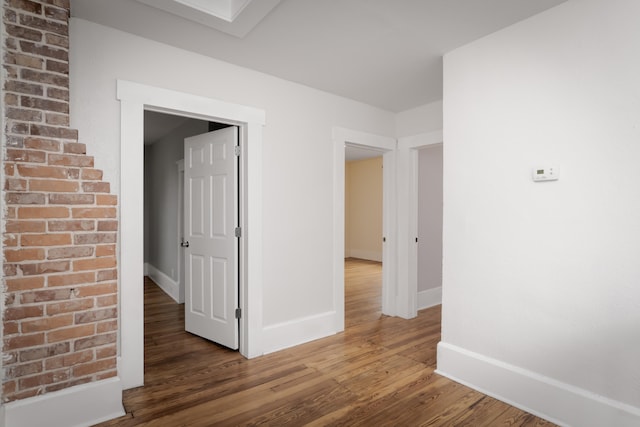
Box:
[532,166,559,182]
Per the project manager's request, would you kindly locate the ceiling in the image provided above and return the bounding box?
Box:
[71,0,565,113]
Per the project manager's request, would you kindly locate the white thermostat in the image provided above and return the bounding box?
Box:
[532,166,559,182]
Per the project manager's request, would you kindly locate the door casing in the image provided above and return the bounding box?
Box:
[117,80,265,389]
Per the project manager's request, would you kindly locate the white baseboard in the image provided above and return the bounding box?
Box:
[347,249,382,262]
[3,377,124,427]
[143,262,149,276]
[146,263,183,303]
[261,311,338,355]
[436,342,640,427]
[417,286,442,310]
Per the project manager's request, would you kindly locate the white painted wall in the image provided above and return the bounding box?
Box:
[439,0,640,425]
[69,19,395,331]
[417,144,442,292]
[395,100,443,138]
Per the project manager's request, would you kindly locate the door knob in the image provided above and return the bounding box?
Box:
[181,240,189,248]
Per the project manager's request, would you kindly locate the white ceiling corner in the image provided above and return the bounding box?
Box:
[135,0,281,38]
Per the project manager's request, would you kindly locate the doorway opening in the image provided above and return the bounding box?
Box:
[344,147,384,327]
[143,112,240,348]
[117,80,266,389]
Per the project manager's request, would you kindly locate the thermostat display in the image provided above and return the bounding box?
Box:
[532,166,559,182]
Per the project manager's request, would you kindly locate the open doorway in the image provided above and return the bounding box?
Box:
[344,147,384,327]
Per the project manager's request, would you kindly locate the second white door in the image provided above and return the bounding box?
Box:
[184,126,239,350]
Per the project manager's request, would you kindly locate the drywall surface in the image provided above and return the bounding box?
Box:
[395,100,443,138]
[345,157,383,261]
[441,0,640,423]
[417,144,442,292]
[69,18,395,328]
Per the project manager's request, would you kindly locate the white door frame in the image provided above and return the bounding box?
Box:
[333,127,396,327]
[117,80,265,389]
[396,130,443,318]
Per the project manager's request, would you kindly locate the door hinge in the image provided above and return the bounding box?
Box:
[235,227,242,238]
[235,308,241,319]
[234,145,241,156]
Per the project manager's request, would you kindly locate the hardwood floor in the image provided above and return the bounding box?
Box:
[96,258,555,426]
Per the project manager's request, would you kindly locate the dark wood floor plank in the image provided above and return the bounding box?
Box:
[94,259,555,426]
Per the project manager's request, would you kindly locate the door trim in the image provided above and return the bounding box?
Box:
[333,127,396,329]
[117,80,265,389]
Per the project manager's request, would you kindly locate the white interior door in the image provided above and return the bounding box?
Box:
[184,126,239,350]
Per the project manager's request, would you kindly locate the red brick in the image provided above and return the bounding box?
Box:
[6,148,46,163]
[21,233,71,246]
[80,168,102,180]
[96,194,117,205]
[75,307,117,324]
[97,269,117,282]
[82,182,110,193]
[5,24,42,42]
[2,381,16,397]
[6,192,46,204]
[46,298,94,316]
[5,220,46,233]
[73,256,116,272]
[96,320,117,334]
[30,124,77,140]
[96,294,117,307]
[47,324,94,343]
[6,107,43,122]
[72,208,116,218]
[74,233,116,245]
[74,282,116,297]
[95,244,115,257]
[45,349,92,370]
[48,193,94,204]
[44,5,69,22]
[20,288,72,304]
[45,59,68,74]
[17,164,68,179]
[19,14,68,37]
[4,305,43,321]
[63,142,85,154]
[8,0,43,13]
[44,377,91,394]
[5,163,15,175]
[19,342,70,363]
[96,346,117,360]
[4,248,45,262]
[21,94,68,113]
[18,206,68,219]
[4,333,44,351]
[97,220,117,231]
[45,32,68,49]
[48,154,93,167]
[4,321,19,335]
[7,120,30,135]
[72,358,115,378]
[5,178,27,191]
[22,314,73,333]
[74,332,116,351]
[47,245,93,260]
[24,137,61,152]
[48,271,94,287]
[18,370,69,390]
[5,276,45,292]
[45,112,69,126]
[29,179,78,192]
[20,260,70,276]
[48,220,94,231]
[4,80,43,96]
[5,361,43,379]
[4,234,18,247]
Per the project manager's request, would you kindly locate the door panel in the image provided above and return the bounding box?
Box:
[184,126,239,350]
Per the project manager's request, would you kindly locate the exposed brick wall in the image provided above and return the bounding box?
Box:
[2,0,118,402]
